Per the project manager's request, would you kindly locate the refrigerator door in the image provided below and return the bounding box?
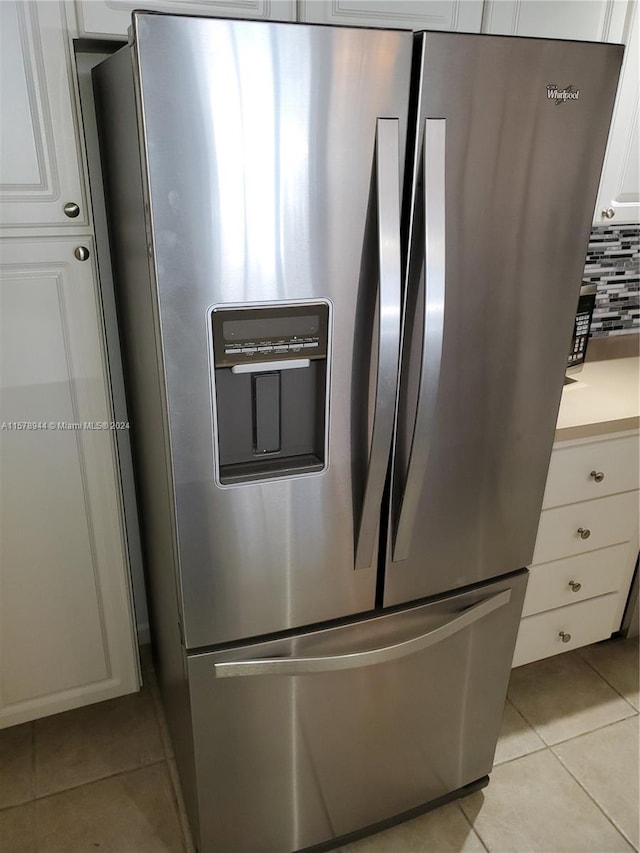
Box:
[385,33,622,606]
[186,570,527,853]
[125,15,412,647]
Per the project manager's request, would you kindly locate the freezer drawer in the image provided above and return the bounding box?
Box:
[186,571,527,853]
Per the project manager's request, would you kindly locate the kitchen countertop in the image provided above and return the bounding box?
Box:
[555,355,640,441]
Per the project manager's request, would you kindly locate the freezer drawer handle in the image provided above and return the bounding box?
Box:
[213,588,511,678]
[354,118,403,570]
[393,118,446,562]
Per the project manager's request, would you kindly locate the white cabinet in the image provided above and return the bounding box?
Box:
[0,238,139,728]
[513,431,640,667]
[298,1,483,30]
[481,0,628,41]
[595,0,640,224]
[73,0,296,39]
[0,0,88,232]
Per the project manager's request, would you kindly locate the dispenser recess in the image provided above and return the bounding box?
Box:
[211,302,330,485]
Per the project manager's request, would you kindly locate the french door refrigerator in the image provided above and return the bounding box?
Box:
[93,14,621,852]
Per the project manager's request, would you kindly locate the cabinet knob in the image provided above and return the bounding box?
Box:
[601,207,615,219]
[577,527,591,540]
[568,580,582,592]
[74,246,90,262]
[559,631,572,643]
[590,470,605,483]
[63,202,80,218]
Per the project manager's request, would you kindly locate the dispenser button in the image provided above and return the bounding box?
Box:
[303,342,317,348]
[258,346,273,353]
[241,347,257,354]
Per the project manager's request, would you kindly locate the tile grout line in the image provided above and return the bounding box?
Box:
[507,654,638,750]
[456,800,490,852]
[504,693,555,749]
[549,747,638,851]
[577,645,640,713]
[493,708,639,769]
[548,712,639,749]
[0,758,170,810]
[493,743,548,769]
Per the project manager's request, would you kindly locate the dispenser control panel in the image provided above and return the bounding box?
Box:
[212,303,329,368]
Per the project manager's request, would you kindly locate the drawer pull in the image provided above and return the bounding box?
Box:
[559,631,572,643]
[577,527,591,540]
[568,580,582,592]
[590,470,605,483]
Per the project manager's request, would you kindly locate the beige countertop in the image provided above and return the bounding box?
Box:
[556,355,640,441]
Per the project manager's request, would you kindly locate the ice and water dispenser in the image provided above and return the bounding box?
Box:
[211,303,330,484]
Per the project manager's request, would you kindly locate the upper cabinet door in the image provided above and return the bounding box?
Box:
[482,0,628,41]
[298,1,484,31]
[0,1,88,231]
[74,0,296,39]
[595,1,639,224]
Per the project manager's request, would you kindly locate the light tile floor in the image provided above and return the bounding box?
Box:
[0,638,637,852]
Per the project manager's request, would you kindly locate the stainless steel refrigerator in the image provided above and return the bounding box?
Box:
[93,14,621,852]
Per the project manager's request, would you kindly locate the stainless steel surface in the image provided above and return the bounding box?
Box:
[578,527,591,540]
[590,470,605,482]
[93,45,199,839]
[73,245,90,261]
[230,358,310,374]
[601,207,616,219]
[215,588,510,677]
[64,201,80,218]
[559,631,572,643]
[569,580,582,592]
[354,118,402,571]
[127,14,411,646]
[189,571,527,853]
[393,118,446,562]
[384,33,622,606]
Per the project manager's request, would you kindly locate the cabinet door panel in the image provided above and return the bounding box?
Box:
[75,0,296,39]
[0,1,87,230]
[482,0,627,41]
[298,0,483,31]
[0,238,138,727]
[595,2,640,224]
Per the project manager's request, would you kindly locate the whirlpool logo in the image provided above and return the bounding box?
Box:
[547,84,580,104]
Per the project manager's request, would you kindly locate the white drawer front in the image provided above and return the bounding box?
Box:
[513,593,620,667]
[522,543,630,617]
[532,491,639,565]
[543,433,639,509]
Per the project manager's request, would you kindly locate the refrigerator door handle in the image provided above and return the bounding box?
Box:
[393,118,446,562]
[214,588,510,678]
[354,118,403,570]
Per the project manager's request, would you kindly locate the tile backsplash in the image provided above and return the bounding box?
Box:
[584,225,639,338]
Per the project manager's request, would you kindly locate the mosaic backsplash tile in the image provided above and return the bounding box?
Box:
[584,224,639,338]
